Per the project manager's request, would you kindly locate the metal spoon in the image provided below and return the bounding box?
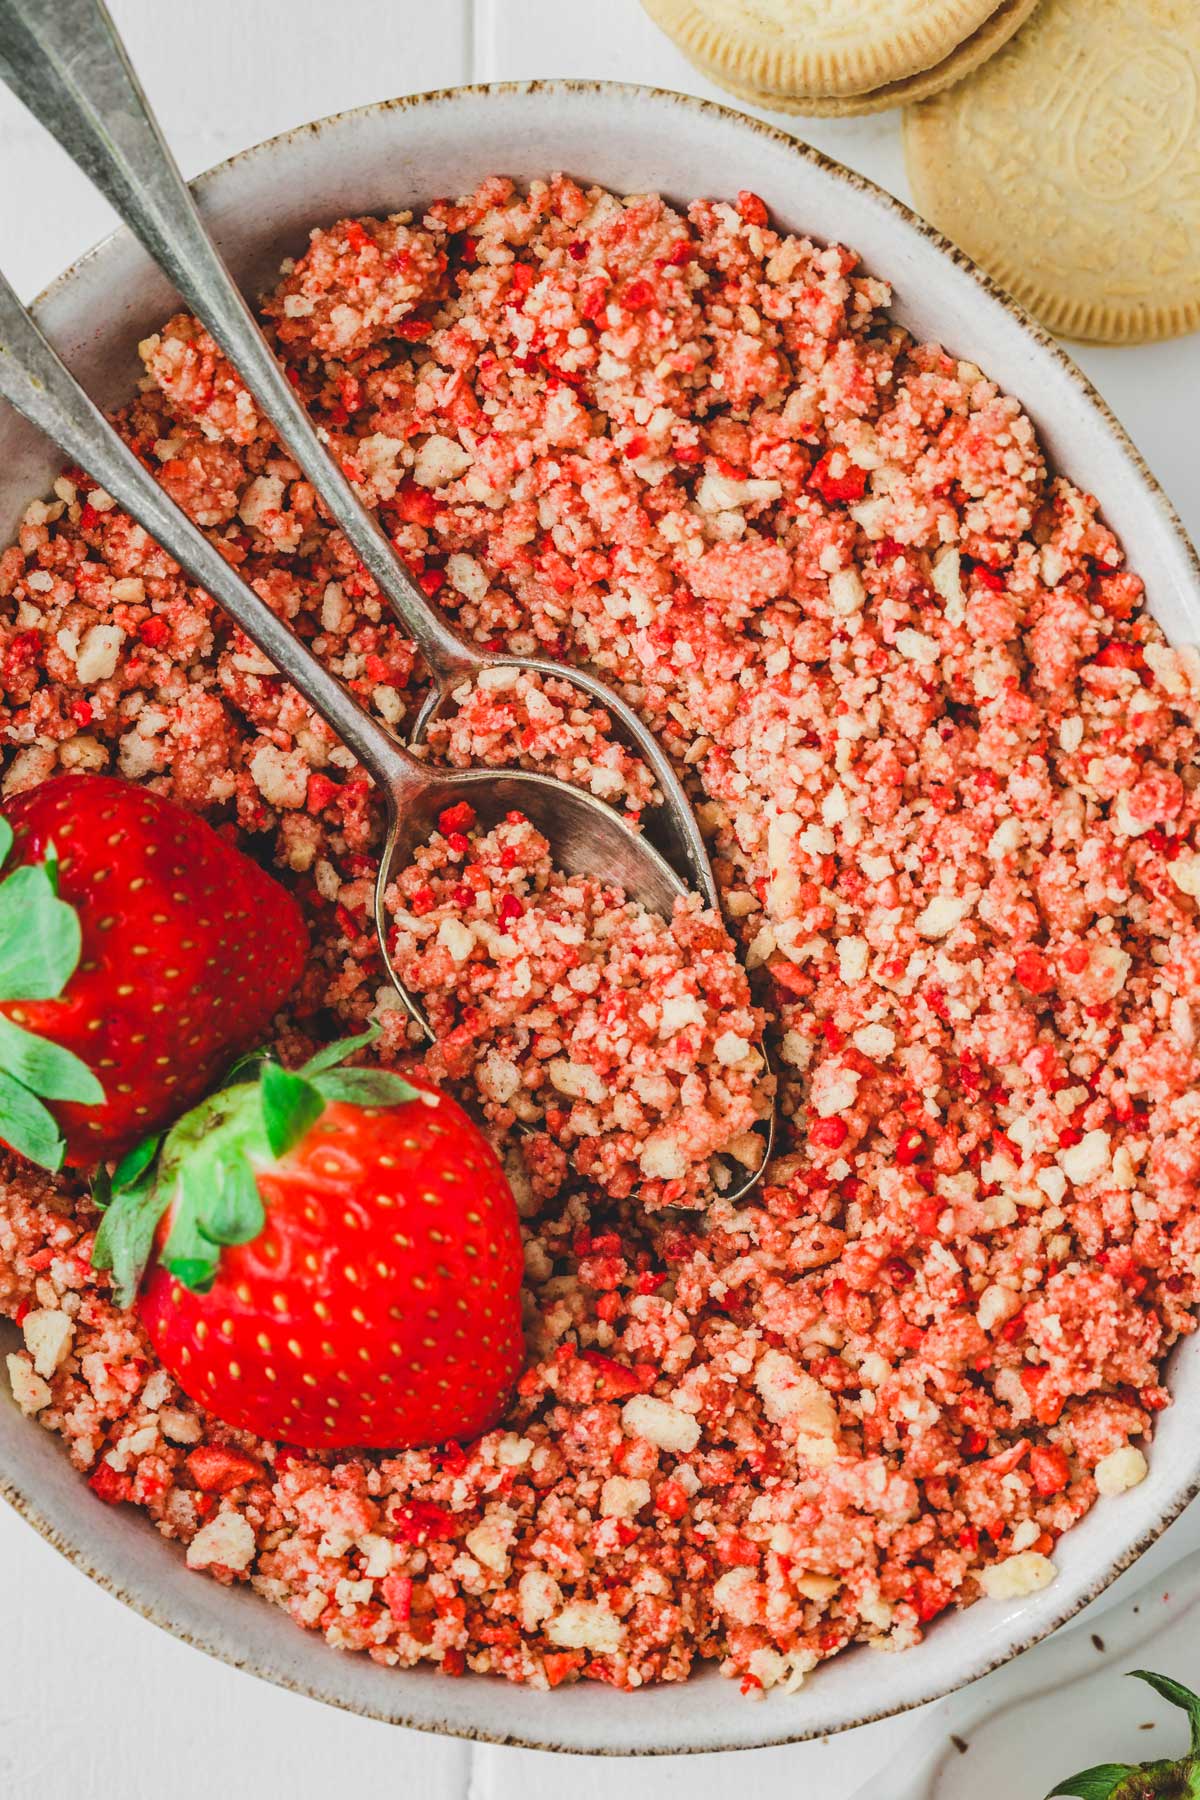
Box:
[0,279,774,1196]
[0,266,691,930]
[0,0,718,911]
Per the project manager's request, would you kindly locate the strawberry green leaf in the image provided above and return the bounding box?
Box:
[0,1069,64,1170]
[0,1014,103,1104]
[200,1148,264,1247]
[299,1025,381,1078]
[0,860,81,999]
[93,1132,163,1220]
[1130,1672,1200,1755]
[221,1043,269,1086]
[91,1173,171,1308]
[312,1068,421,1108]
[261,1061,325,1158]
[0,840,103,1170]
[161,1161,222,1291]
[151,1086,268,1291]
[1045,1767,1139,1800]
[111,1134,163,1194]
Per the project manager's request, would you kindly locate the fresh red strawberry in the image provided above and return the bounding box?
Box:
[0,773,308,1169]
[92,1031,525,1450]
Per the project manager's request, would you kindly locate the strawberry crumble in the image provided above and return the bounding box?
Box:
[422,666,659,819]
[387,808,769,1207]
[2,172,1199,1698]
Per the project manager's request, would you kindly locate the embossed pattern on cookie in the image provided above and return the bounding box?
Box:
[640,0,1005,100]
[904,0,1200,343]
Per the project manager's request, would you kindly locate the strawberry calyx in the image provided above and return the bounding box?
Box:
[0,813,105,1171]
[1047,1671,1200,1798]
[92,1027,419,1306]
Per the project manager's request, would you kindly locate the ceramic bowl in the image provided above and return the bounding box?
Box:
[2,80,1199,1756]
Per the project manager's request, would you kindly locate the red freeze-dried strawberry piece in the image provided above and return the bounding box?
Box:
[392,1502,460,1544]
[622,279,656,311]
[381,1573,414,1621]
[438,801,477,835]
[895,1128,926,1166]
[906,1570,951,1623]
[88,1461,132,1505]
[1014,948,1055,995]
[391,480,439,526]
[736,190,769,228]
[809,454,868,504]
[543,1651,586,1687]
[186,1444,266,1493]
[580,1350,646,1398]
[1092,639,1144,671]
[655,1479,689,1521]
[306,772,341,813]
[1020,1366,1065,1426]
[1028,1444,1070,1496]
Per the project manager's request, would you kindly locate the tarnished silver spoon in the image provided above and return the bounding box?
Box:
[0,0,777,1196]
[0,273,774,1199]
[0,269,690,941]
[0,0,718,911]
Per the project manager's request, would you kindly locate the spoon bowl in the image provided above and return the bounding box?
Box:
[374,766,690,1040]
[406,646,714,900]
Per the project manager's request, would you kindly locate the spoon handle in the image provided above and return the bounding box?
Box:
[0,0,479,689]
[0,263,428,803]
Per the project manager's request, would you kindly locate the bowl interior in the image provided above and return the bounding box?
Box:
[2,81,1199,1754]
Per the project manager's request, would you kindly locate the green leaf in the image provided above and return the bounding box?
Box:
[221,1044,269,1087]
[0,861,81,999]
[125,1081,269,1296]
[260,1061,325,1158]
[110,1134,163,1196]
[161,1161,221,1292]
[91,1175,172,1308]
[0,816,12,870]
[1045,1766,1139,1800]
[313,1068,421,1108]
[299,1026,380,1079]
[1131,1672,1200,1755]
[199,1148,264,1247]
[0,1069,64,1170]
[0,1014,103,1104]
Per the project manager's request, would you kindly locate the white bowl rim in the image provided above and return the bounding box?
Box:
[2,76,1199,1756]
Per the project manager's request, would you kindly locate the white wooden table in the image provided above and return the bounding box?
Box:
[1,4,1197,1795]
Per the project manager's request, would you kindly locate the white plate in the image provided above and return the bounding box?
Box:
[883,1548,1200,1800]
